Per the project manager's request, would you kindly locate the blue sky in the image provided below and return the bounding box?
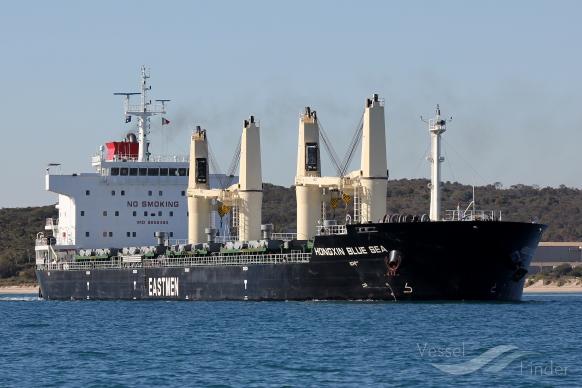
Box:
[1,0,581,207]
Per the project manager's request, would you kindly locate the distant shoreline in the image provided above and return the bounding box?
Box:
[523,279,582,293]
[0,285,39,295]
[2,281,581,296]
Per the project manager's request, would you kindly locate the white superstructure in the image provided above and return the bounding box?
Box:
[42,68,234,250]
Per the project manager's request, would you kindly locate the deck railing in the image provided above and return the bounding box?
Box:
[37,252,311,271]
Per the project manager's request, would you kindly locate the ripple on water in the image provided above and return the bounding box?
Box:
[0,294,580,387]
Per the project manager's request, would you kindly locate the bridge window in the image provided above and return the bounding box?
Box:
[111,168,119,176]
[178,168,187,176]
[129,168,138,176]
[108,232,113,237]
[147,168,159,176]
[169,168,177,176]
[132,232,136,237]
[120,168,129,176]
[169,232,174,237]
[148,190,152,196]
[121,190,125,196]
[102,211,107,216]
[159,190,163,196]
[85,232,90,237]
[144,211,147,216]
[85,190,90,196]
[160,168,169,176]
[111,190,115,196]
[133,211,137,216]
[102,231,107,237]
[181,191,185,196]
[115,211,119,216]
[169,211,173,217]
[126,232,130,237]
[80,211,85,216]
[139,168,147,176]
[158,211,162,216]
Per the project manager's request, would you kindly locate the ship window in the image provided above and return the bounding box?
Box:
[126,232,130,237]
[151,213,155,217]
[85,232,90,237]
[159,190,163,196]
[144,211,148,216]
[181,191,185,196]
[169,211,173,217]
[103,231,107,237]
[111,190,115,196]
[129,168,138,176]
[139,168,147,176]
[80,211,85,216]
[160,168,169,176]
[132,232,136,237]
[305,143,319,171]
[169,168,177,176]
[147,168,159,176]
[115,211,119,216]
[133,211,137,217]
[111,168,119,176]
[169,232,174,237]
[148,190,152,196]
[86,190,90,196]
[158,211,162,216]
[103,211,107,216]
[195,158,207,183]
[178,168,187,176]
[109,232,113,237]
[121,190,125,196]
[120,168,129,176]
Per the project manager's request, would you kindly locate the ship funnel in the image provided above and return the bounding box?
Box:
[360,93,388,223]
[295,106,322,240]
[187,126,211,244]
[238,116,263,241]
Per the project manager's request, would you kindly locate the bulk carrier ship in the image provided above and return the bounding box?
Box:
[35,69,546,301]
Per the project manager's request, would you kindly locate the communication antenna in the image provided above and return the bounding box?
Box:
[113,66,169,161]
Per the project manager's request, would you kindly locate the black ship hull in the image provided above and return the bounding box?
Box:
[36,221,545,302]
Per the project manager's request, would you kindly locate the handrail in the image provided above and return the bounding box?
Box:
[37,252,311,271]
[443,209,502,221]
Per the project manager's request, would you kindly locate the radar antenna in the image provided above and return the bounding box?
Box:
[114,66,169,162]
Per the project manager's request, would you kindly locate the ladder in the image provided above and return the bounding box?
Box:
[353,185,361,224]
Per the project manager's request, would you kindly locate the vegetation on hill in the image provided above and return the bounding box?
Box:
[1,179,581,284]
[0,205,57,284]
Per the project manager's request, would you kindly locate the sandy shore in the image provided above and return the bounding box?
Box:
[1,281,580,296]
[0,285,39,295]
[523,279,582,293]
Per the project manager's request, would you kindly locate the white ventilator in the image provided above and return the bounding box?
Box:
[360,94,388,223]
[428,105,447,221]
[187,127,211,244]
[238,116,263,241]
[295,107,322,240]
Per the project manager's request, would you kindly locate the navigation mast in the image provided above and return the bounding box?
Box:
[425,104,450,221]
[114,66,169,162]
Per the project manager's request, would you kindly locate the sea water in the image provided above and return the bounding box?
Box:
[1,294,581,387]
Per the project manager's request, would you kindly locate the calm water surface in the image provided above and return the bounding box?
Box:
[1,293,581,387]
